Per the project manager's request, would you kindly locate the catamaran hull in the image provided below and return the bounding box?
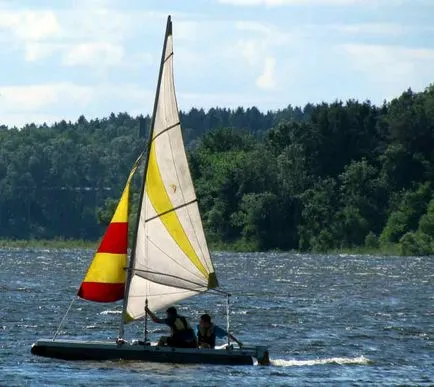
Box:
[31,339,270,366]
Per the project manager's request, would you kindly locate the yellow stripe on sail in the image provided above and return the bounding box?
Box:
[82,252,127,283]
[146,142,208,278]
[111,188,130,223]
[112,161,140,222]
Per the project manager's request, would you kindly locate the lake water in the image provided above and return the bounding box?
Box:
[1,249,433,386]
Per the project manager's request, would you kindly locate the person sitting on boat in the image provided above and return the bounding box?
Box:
[197,313,243,349]
[145,306,197,348]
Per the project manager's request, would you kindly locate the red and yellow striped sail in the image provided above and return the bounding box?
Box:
[78,166,137,302]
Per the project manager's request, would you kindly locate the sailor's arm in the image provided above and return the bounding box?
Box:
[215,325,243,348]
[228,333,243,348]
[145,306,164,323]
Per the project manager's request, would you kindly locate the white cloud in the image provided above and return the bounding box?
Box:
[0,10,62,61]
[235,20,292,45]
[0,10,60,40]
[1,113,64,128]
[24,43,61,62]
[239,39,261,67]
[1,1,432,127]
[256,56,277,90]
[0,83,93,112]
[0,7,154,66]
[179,90,279,110]
[342,44,434,72]
[340,44,434,97]
[63,42,124,67]
[235,20,272,35]
[0,82,155,127]
[235,21,291,90]
[220,0,380,6]
[328,23,406,36]
[176,21,201,41]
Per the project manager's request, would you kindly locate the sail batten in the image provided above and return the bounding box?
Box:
[145,199,197,222]
[124,15,217,321]
[151,122,180,142]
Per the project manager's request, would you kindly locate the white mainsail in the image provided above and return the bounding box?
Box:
[124,16,218,321]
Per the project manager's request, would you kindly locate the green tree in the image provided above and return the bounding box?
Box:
[380,183,432,245]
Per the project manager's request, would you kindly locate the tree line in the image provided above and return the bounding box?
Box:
[1,85,433,255]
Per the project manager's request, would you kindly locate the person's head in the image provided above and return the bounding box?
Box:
[200,313,212,328]
[166,306,177,318]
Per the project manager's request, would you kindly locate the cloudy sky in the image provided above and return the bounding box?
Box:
[0,0,433,127]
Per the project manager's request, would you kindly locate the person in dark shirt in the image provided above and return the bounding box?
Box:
[196,313,243,349]
[145,306,197,348]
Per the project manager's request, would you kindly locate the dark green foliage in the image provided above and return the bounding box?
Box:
[364,232,379,249]
[380,182,431,244]
[400,198,434,255]
[419,199,434,236]
[1,85,434,255]
[336,159,387,246]
[0,108,282,241]
[399,232,432,256]
[0,113,144,240]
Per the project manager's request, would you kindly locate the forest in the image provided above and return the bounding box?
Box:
[1,85,433,255]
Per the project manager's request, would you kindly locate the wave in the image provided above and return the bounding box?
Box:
[271,355,370,367]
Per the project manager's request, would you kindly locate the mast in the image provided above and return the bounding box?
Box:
[118,15,173,339]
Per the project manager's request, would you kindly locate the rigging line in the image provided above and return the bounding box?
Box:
[144,235,207,282]
[151,122,180,143]
[133,151,145,168]
[132,268,208,289]
[145,199,197,223]
[52,295,77,341]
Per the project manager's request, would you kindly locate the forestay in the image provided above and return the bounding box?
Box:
[124,17,218,321]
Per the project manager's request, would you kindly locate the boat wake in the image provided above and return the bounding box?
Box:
[271,355,370,367]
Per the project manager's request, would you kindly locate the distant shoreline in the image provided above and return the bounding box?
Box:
[0,238,402,255]
[0,239,96,249]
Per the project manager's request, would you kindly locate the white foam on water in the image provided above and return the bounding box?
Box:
[100,310,121,315]
[271,355,370,367]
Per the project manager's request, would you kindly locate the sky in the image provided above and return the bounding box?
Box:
[0,0,433,127]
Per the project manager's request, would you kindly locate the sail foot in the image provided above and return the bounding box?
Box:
[78,282,124,302]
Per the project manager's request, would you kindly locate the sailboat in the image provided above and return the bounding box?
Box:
[31,15,270,366]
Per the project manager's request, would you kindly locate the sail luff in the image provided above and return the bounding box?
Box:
[119,15,173,332]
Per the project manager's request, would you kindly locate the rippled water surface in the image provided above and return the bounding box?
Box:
[1,249,433,386]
